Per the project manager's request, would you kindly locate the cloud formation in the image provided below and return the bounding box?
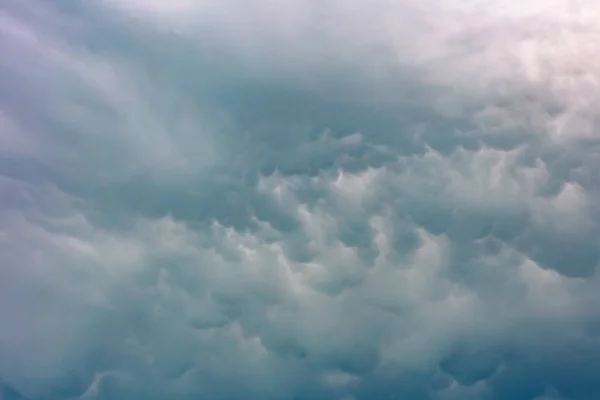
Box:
[2,0,600,399]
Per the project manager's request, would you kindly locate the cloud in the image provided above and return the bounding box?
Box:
[1,0,600,399]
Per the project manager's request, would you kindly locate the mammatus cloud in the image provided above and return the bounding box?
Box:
[1,0,600,399]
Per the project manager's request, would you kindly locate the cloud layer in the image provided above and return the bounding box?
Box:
[2,0,600,399]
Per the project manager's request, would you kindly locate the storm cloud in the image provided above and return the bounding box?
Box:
[1,0,600,399]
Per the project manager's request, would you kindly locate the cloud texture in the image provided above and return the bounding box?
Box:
[2,0,600,399]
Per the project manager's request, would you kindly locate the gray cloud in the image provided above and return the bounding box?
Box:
[1,0,600,399]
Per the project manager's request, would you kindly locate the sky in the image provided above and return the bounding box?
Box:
[1,0,600,399]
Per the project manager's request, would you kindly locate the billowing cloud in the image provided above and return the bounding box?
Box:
[1,0,600,399]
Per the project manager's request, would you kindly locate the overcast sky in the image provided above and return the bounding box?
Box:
[2,1,600,399]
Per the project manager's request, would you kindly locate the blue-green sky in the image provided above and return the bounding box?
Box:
[1,1,600,399]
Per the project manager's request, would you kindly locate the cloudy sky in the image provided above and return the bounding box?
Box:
[2,0,600,399]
